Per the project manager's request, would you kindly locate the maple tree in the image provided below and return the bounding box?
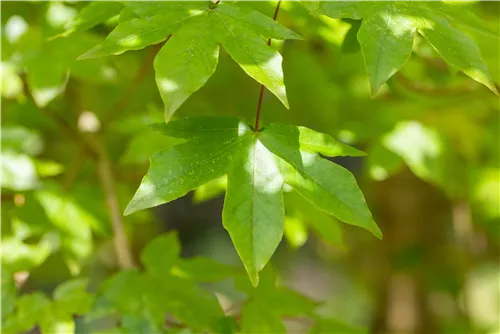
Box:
[2,1,499,333]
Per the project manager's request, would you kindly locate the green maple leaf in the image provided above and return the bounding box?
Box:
[235,266,318,333]
[95,232,229,332]
[312,1,499,97]
[79,1,302,120]
[125,117,382,286]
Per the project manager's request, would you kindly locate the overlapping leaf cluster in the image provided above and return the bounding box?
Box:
[309,1,499,96]
[124,117,381,285]
[2,278,93,333]
[78,1,301,120]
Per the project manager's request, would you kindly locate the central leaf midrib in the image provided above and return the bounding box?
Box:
[250,137,258,271]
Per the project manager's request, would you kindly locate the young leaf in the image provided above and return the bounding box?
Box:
[141,232,180,278]
[52,279,93,316]
[79,2,302,118]
[236,266,318,332]
[314,1,498,96]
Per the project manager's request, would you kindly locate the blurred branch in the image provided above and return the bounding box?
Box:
[100,41,167,129]
[395,73,476,96]
[21,75,98,158]
[416,55,449,71]
[87,134,136,268]
[62,143,87,191]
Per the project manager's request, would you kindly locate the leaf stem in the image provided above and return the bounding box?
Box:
[255,0,282,132]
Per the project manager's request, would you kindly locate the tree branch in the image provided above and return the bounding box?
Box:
[88,134,135,268]
[101,40,167,129]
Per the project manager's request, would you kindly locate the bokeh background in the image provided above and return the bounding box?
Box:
[1,1,499,333]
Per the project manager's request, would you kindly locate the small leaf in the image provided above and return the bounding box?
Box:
[141,232,181,278]
[100,270,145,314]
[53,279,93,315]
[241,300,286,334]
[161,277,224,330]
[16,292,51,331]
[237,266,318,332]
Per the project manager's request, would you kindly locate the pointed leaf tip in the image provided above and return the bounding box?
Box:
[249,272,259,287]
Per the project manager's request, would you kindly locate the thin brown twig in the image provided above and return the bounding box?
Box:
[254,1,282,132]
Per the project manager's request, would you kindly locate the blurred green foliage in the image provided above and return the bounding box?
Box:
[1,1,499,333]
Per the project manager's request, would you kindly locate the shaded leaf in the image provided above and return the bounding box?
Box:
[141,233,181,278]
[172,257,239,282]
[315,1,497,95]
